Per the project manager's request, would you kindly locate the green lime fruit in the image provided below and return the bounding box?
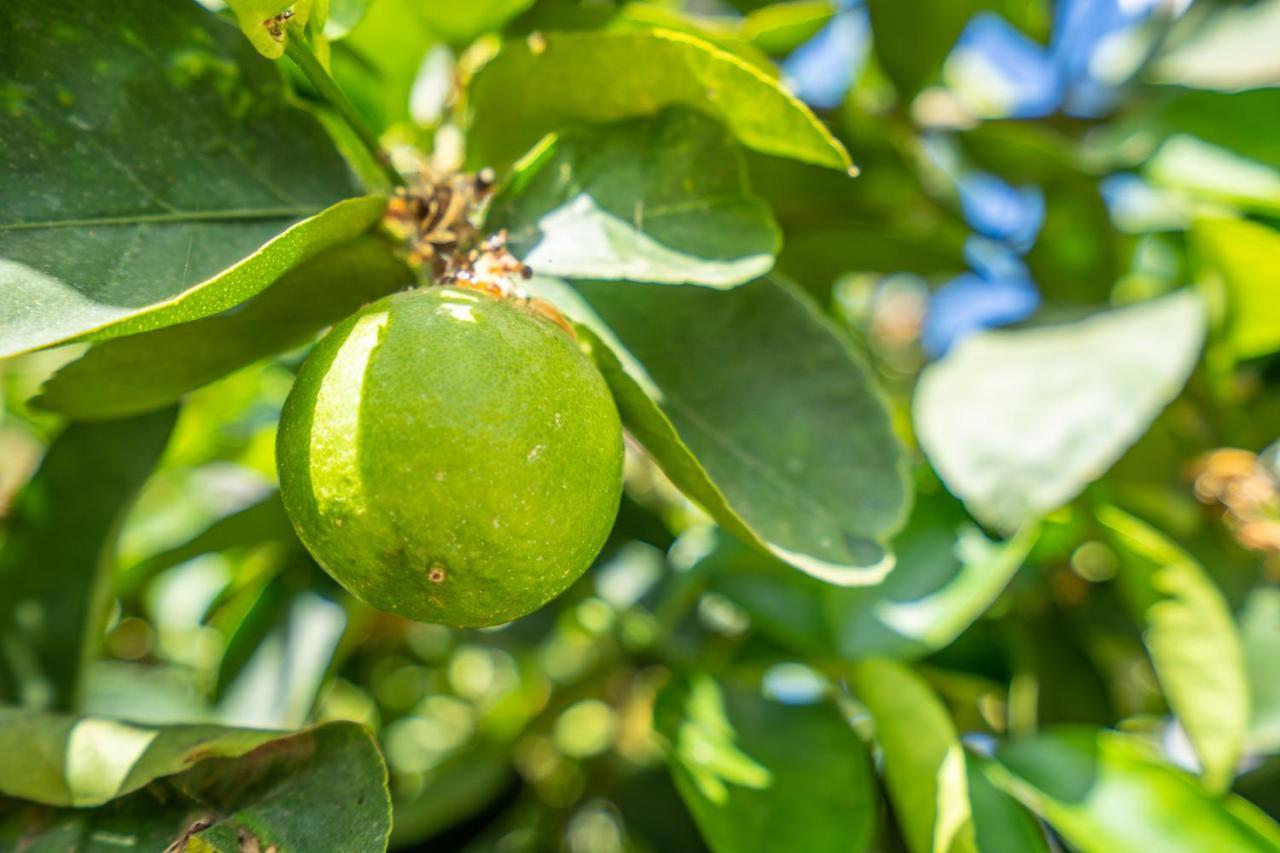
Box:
[276,286,624,627]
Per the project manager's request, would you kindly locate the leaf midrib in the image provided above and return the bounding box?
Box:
[0,207,322,232]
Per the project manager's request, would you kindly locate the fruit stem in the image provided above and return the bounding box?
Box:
[284,22,405,189]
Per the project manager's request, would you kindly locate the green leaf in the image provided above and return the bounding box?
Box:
[488,109,780,289]
[1196,216,1280,361]
[1145,135,1280,216]
[867,0,986,100]
[419,0,535,44]
[0,711,390,851]
[1100,506,1249,794]
[705,496,1037,660]
[991,727,1280,852]
[914,291,1206,531]
[34,236,411,420]
[740,1,836,55]
[533,276,909,583]
[849,658,977,853]
[654,673,878,853]
[0,410,176,712]
[0,0,375,359]
[465,28,854,174]
[225,0,296,58]
[1241,585,1280,754]
[966,756,1051,853]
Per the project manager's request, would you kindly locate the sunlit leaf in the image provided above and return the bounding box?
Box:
[0,410,175,711]
[850,658,977,853]
[991,727,1280,852]
[533,276,910,583]
[706,495,1037,659]
[34,236,411,420]
[0,711,390,850]
[489,109,779,289]
[915,290,1205,530]
[1100,506,1249,793]
[1196,216,1280,361]
[0,0,374,359]
[466,28,854,173]
[654,673,877,852]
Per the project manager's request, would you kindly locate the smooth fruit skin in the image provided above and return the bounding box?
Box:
[276,287,623,627]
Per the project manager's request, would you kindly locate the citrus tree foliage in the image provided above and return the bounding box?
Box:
[2,0,1280,849]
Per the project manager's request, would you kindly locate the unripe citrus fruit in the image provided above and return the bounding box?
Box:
[276,286,623,627]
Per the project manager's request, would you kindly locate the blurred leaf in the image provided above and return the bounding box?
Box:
[741,1,836,54]
[991,727,1280,852]
[705,497,1037,660]
[218,589,348,729]
[489,109,779,289]
[1145,135,1280,216]
[465,28,854,173]
[866,0,980,99]
[1195,216,1280,361]
[419,0,535,44]
[534,276,910,583]
[0,409,175,711]
[0,712,390,850]
[654,673,877,853]
[1024,179,1119,304]
[915,291,1205,531]
[34,236,410,420]
[331,0,434,133]
[1100,506,1249,794]
[966,756,1051,853]
[1241,585,1280,754]
[116,495,293,599]
[850,658,977,853]
[1152,2,1280,93]
[0,0,374,359]
[325,0,376,39]
[389,740,515,846]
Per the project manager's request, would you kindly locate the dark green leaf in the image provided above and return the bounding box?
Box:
[654,673,877,853]
[0,0,375,359]
[967,756,1050,853]
[992,727,1280,852]
[465,28,854,174]
[535,276,910,583]
[706,496,1036,660]
[914,291,1205,531]
[866,0,982,100]
[419,0,535,44]
[0,409,176,711]
[34,236,411,420]
[1100,506,1249,793]
[0,711,390,851]
[489,109,780,289]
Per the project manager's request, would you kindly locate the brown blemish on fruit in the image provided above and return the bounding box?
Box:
[428,565,447,584]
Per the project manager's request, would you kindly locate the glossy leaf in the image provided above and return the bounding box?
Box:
[488,109,780,289]
[0,710,390,850]
[532,276,910,583]
[1195,216,1280,360]
[741,1,836,54]
[992,727,1280,852]
[915,290,1205,530]
[0,410,176,711]
[0,0,373,359]
[850,658,977,853]
[654,673,877,853]
[705,496,1037,659]
[465,28,854,173]
[1100,506,1249,793]
[34,236,411,420]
